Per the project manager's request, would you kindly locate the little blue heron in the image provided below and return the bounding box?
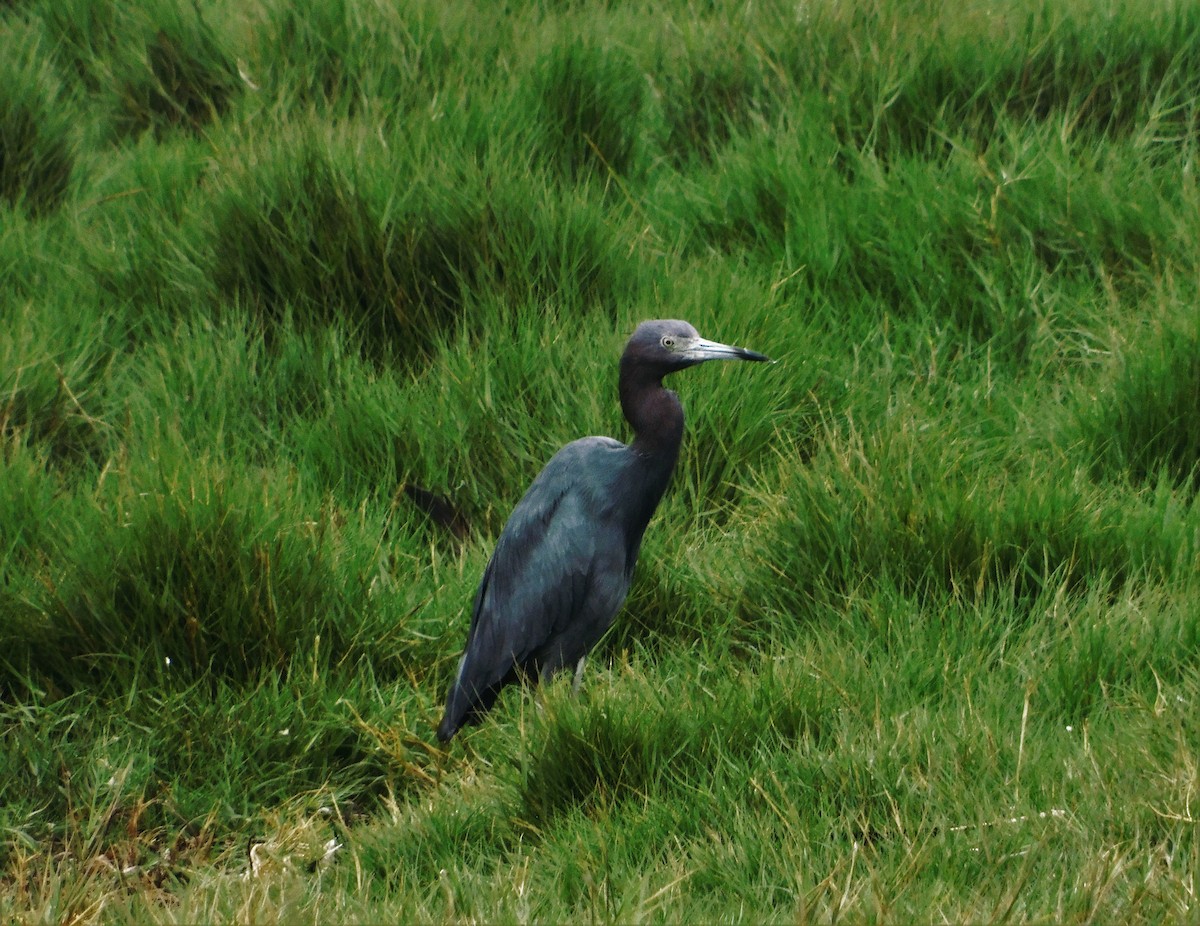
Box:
[436,319,769,743]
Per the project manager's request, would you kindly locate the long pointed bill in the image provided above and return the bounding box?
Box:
[684,336,771,364]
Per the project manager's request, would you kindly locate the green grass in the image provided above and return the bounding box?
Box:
[2,0,1200,920]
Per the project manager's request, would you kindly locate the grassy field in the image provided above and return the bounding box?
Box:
[2,0,1200,920]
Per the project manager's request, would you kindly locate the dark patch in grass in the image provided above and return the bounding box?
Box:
[521,711,668,823]
[23,479,352,693]
[520,663,826,824]
[259,0,451,115]
[0,367,109,470]
[402,483,470,544]
[1076,313,1200,490]
[0,304,117,473]
[210,150,475,362]
[531,39,645,183]
[111,7,240,138]
[29,0,240,139]
[0,44,73,216]
[741,423,1138,626]
[655,38,774,165]
[210,148,633,360]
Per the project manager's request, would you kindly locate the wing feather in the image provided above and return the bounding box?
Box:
[438,438,630,740]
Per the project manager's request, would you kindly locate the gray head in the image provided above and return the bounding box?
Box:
[621,319,769,376]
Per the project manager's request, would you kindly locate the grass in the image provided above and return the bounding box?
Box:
[2,0,1200,920]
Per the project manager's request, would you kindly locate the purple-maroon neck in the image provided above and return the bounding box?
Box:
[619,357,684,467]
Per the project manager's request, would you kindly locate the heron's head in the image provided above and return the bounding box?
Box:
[622,319,770,375]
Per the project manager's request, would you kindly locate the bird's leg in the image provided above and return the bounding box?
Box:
[572,656,587,694]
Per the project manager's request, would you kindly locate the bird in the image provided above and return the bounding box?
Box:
[436,319,769,743]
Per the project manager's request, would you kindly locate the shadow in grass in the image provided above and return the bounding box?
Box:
[210,149,474,363]
[0,34,74,217]
[54,0,245,140]
[518,660,829,825]
[530,38,645,184]
[7,465,356,697]
[209,142,635,364]
[1074,310,1200,492]
[740,414,1152,631]
[257,0,452,116]
[783,2,1200,164]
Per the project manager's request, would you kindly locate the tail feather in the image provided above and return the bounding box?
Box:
[437,665,521,743]
[436,713,458,743]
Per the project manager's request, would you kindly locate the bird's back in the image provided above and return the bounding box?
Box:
[437,436,668,741]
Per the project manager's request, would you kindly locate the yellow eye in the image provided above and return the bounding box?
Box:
[661,336,675,349]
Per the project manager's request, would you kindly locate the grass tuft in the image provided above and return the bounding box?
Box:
[110,1,241,138]
[254,0,454,116]
[739,412,1153,624]
[520,658,828,824]
[1076,308,1200,489]
[530,38,646,183]
[0,32,74,217]
[12,464,346,691]
[209,140,474,359]
[0,301,115,469]
[652,23,775,165]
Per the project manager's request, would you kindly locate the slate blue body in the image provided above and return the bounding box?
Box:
[437,320,768,743]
